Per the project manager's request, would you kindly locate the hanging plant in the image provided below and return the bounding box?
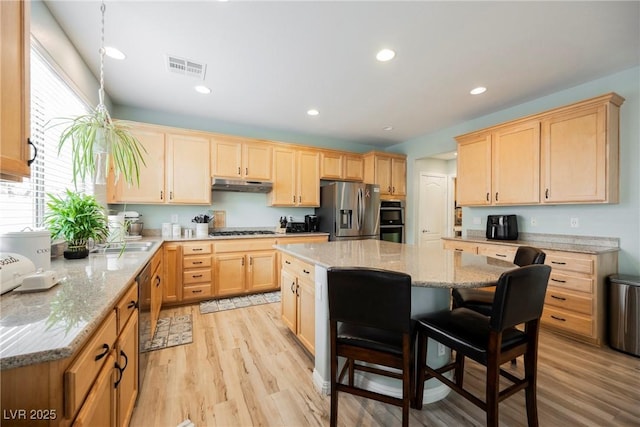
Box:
[50,1,146,187]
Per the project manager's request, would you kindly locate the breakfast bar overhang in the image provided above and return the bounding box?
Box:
[274,239,515,403]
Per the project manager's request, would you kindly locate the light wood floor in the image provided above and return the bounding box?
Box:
[131,302,640,427]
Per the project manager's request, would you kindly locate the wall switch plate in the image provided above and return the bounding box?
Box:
[171,214,178,223]
[438,343,446,357]
[570,217,579,228]
[531,217,538,226]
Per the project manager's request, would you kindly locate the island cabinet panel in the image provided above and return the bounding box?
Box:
[0,0,31,181]
[280,253,316,355]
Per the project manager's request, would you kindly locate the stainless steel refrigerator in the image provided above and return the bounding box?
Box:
[315,182,381,241]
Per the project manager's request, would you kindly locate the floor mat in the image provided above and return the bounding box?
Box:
[199,291,280,314]
[141,314,193,352]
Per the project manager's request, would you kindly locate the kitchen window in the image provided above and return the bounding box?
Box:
[0,43,92,233]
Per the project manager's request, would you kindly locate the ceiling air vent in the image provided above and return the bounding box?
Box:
[166,55,207,80]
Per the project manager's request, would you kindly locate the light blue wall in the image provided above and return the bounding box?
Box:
[393,67,640,275]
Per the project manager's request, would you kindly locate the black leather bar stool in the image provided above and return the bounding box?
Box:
[415,264,551,427]
[451,246,546,316]
[327,267,414,427]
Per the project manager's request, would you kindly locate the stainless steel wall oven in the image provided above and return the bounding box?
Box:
[380,200,405,243]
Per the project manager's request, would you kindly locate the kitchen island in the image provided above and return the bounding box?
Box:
[274,239,514,403]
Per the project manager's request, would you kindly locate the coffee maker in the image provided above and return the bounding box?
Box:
[304,215,319,232]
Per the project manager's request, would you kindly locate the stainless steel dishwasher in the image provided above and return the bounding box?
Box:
[608,274,640,357]
[136,261,152,389]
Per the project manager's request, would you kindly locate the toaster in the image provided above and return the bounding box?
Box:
[486,215,518,240]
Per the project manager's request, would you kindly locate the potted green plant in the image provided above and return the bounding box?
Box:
[44,190,109,259]
[49,2,146,187]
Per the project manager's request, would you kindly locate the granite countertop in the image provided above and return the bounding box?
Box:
[275,240,514,288]
[442,232,620,255]
[0,239,162,370]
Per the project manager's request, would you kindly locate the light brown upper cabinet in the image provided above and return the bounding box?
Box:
[211,136,272,181]
[363,152,407,198]
[320,150,364,181]
[541,94,623,204]
[108,123,211,204]
[0,0,31,181]
[455,93,623,206]
[270,146,320,207]
[456,120,540,206]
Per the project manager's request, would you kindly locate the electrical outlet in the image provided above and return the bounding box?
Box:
[437,343,446,357]
[570,217,579,228]
[530,217,538,226]
[171,214,178,223]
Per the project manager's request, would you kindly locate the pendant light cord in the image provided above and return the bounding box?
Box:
[97,1,111,122]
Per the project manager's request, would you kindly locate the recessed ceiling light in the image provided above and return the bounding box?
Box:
[194,85,211,94]
[470,86,487,95]
[104,46,126,60]
[307,109,319,116]
[383,126,393,131]
[376,48,396,62]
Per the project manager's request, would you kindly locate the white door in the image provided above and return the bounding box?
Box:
[418,173,448,247]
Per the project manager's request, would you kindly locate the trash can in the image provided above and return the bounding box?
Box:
[608,274,640,357]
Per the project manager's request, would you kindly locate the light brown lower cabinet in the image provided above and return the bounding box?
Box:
[280,252,315,354]
[214,239,277,297]
[442,238,617,346]
[71,352,117,427]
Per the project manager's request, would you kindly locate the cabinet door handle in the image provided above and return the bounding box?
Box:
[285,260,291,265]
[155,276,161,287]
[392,186,395,193]
[303,269,310,275]
[551,295,567,301]
[486,192,490,202]
[170,191,174,200]
[495,192,499,202]
[192,274,203,278]
[454,248,464,252]
[192,248,203,252]
[298,195,302,203]
[238,167,241,175]
[495,254,507,258]
[245,167,248,175]
[127,300,138,309]
[388,186,392,193]
[295,284,300,296]
[242,258,245,266]
[551,278,566,283]
[27,138,37,166]
[160,191,164,200]
[551,261,566,265]
[193,261,203,264]
[114,350,129,388]
[290,281,296,293]
[293,195,296,203]
[545,188,550,199]
[550,315,566,322]
[95,344,110,361]
[249,257,253,266]
[192,289,203,294]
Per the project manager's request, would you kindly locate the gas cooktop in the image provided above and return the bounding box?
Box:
[208,230,276,237]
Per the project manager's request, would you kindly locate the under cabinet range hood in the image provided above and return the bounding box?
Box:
[211,177,273,193]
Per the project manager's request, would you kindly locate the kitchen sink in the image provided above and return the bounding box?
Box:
[92,241,155,253]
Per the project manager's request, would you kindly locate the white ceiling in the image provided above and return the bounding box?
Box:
[43,1,640,148]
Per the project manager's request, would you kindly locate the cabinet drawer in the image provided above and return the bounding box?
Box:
[548,271,593,293]
[442,240,478,254]
[183,242,212,255]
[295,259,315,280]
[183,269,212,285]
[545,252,593,274]
[477,244,517,262]
[183,255,211,269]
[183,284,212,300]
[281,253,297,271]
[542,306,593,337]
[215,238,275,253]
[276,235,328,245]
[65,311,118,417]
[545,286,593,315]
[116,283,138,333]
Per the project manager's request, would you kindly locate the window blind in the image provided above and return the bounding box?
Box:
[0,46,92,233]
